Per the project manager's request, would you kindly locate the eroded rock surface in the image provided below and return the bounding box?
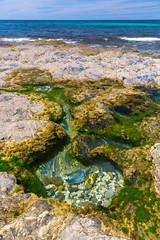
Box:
[151,143,160,194]
[0,174,129,240]
[60,215,128,240]
[0,172,16,192]
[0,42,160,87]
[0,92,45,143]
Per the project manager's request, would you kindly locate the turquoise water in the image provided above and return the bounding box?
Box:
[0,20,160,51]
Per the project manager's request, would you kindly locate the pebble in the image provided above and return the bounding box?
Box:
[41,167,124,208]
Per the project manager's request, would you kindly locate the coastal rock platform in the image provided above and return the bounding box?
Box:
[0,41,160,239]
[0,41,160,87]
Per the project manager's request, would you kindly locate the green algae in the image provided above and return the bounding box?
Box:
[1,70,160,239]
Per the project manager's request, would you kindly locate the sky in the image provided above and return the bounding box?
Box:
[0,0,160,20]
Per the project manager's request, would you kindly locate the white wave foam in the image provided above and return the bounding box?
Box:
[0,37,33,42]
[104,38,108,41]
[120,37,160,42]
[0,37,78,45]
[55,38,78,44]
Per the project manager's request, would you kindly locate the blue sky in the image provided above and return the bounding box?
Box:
[0,0,160,20]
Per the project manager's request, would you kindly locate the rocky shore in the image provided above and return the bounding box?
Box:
[0,41,160,239]
[0,41,160,88]
[0,172,129,240]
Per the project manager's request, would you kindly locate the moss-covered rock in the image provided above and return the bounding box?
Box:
[71,100,114,130]
[72,135,105,161]
[50,177,63,186]
[6,68,52,86]
[84,172,98,189]
[3,122,67,165]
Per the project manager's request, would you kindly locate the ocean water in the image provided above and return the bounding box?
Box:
[0,20,160,51]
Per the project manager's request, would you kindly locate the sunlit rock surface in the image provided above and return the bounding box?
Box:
[0,174,129,240]
[151,143,160,194]
[0,92,45,143]
[0,41,160,87]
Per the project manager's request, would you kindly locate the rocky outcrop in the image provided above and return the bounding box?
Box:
[151,143,160,194]
[0,92,45,143]
[0,173,129,240]
[0,41,160,87]
[60,215,128,240]
[72,100,114,130]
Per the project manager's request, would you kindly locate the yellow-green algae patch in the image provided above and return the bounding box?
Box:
[5,68,52,86]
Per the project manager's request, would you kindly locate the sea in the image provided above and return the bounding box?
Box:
[0,20,160,51]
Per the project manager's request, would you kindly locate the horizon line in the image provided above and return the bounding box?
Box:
[0,19,160,21]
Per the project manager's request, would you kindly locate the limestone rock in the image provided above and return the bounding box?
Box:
[0,175,129,240]
[0,92,43,122]
[0,120,46,143]
[0,92,45,143]
[60,215,129,240]
[0,42,160,87]
[0,172,16,192]
[151,143,160,194]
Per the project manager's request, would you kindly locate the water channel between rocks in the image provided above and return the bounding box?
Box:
[36,102,124,208]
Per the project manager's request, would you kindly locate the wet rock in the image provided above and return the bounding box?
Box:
[9,68,52,85]
[79,201,89,208]
[67,185,79,193]
[66,88,97,104]
[91,197,98,204]
[50,177,63,186]
[33,85,52,92]
[42,175,50,185]
[45,184,57,191]
[151,143,160,194]
[0,172,16,192]
[72,100,113,130]
[55,191,65,200]
[66,169,85,185]
[102,199,109,208]
[84,172,98,190]
[58,185,64,191]
[72,135,104,160]
[105,190,114,199]
[112,92,154,116]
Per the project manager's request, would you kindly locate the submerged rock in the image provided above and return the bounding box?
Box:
[72,135,106,160]
[66,169,85,185]
[55,191,65,200]
[84,172,98,189]
[67,185,79,192]
[50,176,63,186]
[33,85,52,92]
[42,175,50,185]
